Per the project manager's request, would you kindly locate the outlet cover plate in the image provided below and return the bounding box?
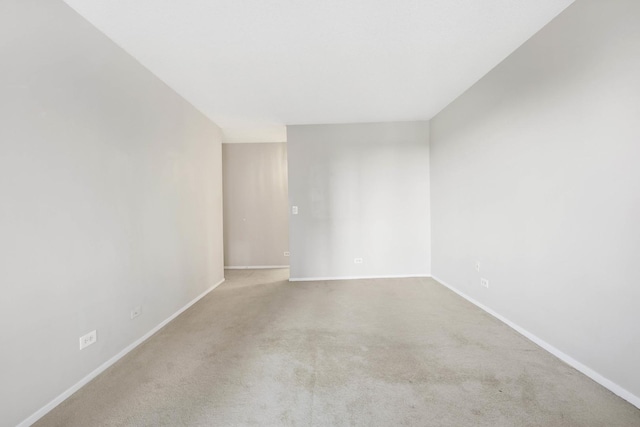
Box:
[131,305,142,319]
[79,330,97,350]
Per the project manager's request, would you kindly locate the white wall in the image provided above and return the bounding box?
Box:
[287,122,430,280]
[0,1,224,426]
[430,0,640,405]
[223,143,289,267]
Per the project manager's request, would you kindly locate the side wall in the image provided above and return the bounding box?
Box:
[430,0,640,404]
[287,122,430,280]
[222,143,289,268]
[0,1,225,426]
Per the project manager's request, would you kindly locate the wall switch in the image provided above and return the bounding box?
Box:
[284,251,290,257]
[475,261,481,272]
[354,258,363,264]
[292,206,298,215]
[130,305,142,319]
[79,330,97,350]
[480,278,489,288]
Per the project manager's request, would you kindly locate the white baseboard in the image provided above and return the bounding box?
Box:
[289,274,430,282]
[17,277,226,427]
[431,275,640,409]
[225,265,289,270]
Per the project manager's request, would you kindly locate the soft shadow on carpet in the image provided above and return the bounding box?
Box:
[35,269,640,426]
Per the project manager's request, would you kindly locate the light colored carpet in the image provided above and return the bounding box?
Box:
[35,269,640,426]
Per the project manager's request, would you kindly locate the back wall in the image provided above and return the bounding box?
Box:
[287,122,430,280]
[223,142,289,268]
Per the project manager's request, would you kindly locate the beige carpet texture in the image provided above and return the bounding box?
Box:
[35,269,640,426]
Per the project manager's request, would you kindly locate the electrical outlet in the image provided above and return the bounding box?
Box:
[130,305,142,319]
[284,251,290,257]
[354,258,363,264]
[291,206,298,215]
[79,330,97,350]
[475,261,481,272]
[480,278,489,288]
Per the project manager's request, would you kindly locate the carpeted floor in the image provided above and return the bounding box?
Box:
[35,269,640,426]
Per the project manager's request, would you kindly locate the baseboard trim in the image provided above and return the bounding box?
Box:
[225,265,289,270]
[431,275,640,409]
[289,274,430,282]
[17,277,226,427]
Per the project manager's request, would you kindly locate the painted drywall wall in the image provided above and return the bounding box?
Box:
[430,0,640,404]
[0,1,224,426]
[287,122,430,280]
[223,143,289,267]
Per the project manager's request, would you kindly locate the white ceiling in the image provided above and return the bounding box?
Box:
[62,0,573,142]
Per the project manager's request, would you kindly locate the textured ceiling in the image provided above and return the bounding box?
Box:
[62,0,573,142]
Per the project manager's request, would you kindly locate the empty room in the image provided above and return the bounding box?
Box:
[2,0,639,426]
